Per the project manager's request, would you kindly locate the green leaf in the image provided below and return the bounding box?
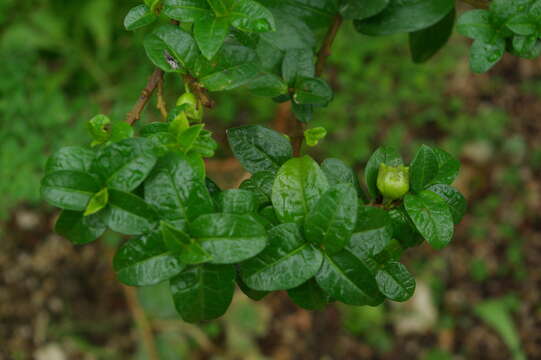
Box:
[124,4,158,31]
[272,156,329,224]
[427,184,467,224]
[244,72,289,97]
[144,24,199,73]
[292,102,314,123]
[349,205,393,257]
[189,213,267,264]
[194,16,230,60]
[287,278,330,310]
[87,114,111,147]
[106,189,159,235]
[161,221,213,264]
[227,125,293,174]
[110,122,134,143]
[456,9,495,42]
[376,261,415,302]
[364,146,403,199]
[490,0,533,26]
[177,124,203,152]
[340,0,390,20]
[45,146,95,174]
[305,184,358,254]
[429,147,460,185]
[304,127,327,147]
[470,37,506,73]
[259,11,316,50]
[145,152,214,222]
[217,189,258,214]
[240,223,323,291]
[263,0,337,29]
[410,144,438,193]
[239,171,274,206]
[113,232,186,286]
[170,263,235,322]
[388,207,423,248]
[293,77,333,105]
[282,48,315,86]
[162,0,212,22]
[207,0,229,15]
[321,158,367,202]
[355,0,454,35]
[84,187,108,216]
[236,274,268,301]
[410,9,455,63]
[506,13,537,35]
[199,62,263,91]
[316,250,384,306]
[404,191,454,249]
[55,210,107,245]
[512,35,541,59]
[41,170,100,211]
[91,138,158,192]
[230,0,276,33]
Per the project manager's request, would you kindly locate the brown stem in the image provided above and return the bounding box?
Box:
[156,75,168,119]
[125,68,164,125]
[182,74,216,109]
[315,14,343,77]
[460,0,489,9]
[276,14,343,156]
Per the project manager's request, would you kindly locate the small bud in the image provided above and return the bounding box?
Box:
[377,163,410,200]
[176,92,203,121]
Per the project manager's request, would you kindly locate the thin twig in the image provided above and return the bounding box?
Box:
[286,14,344,156]
[125,68,164,125]
[156,75,168,119]
[182,74,216,109]
[460,0,490,9]
[105,248,160,360]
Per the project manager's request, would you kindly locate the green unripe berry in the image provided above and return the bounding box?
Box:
[176,92,203,121]
[376,163,410,200]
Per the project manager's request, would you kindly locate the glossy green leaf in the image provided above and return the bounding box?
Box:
[272,156,329,224]
[404,191,454,249]
[84,187,108,216]
[144,24,199,73]
[113,232,186,286]
[124,4,157,31]
[507,13,537,35]
[45,146,95,174]
[410,144,438,193]
[106,189,159,235]
[236,274,268,301]
[110,122,134,143]
[259,206,279,228]
[244,72,288,97]
[305,184,358,254]
[388,207,423,248]
[287,278,329,310]
[304,127,327,147]
[227,125,292,174]
[230,0,276,33]
[55,210,107,245]
[512,35,541,59]
[293,77,333,105]
[349,205,393,257]
[263,0,337,29]
[456,9,495,42]
[162,0,212,22]
[145,152,214,222]
[177,124,203,152]
[91,138,158,192]
[239,171,274,206]
[316,250,384,306]
[427,184,467,224]
[170,263,235,322]
[161,221,213,264]
[470,37,506,73]
[364,146,403,199]
[217,189,258,214]
[490,0,533,26]
[199,61,263,91]
[355,0,454,35]
[259,11,316,50]
[321,158,367,202]
[41,170,100,211]
[189,213,267,264]
[429,147,460,185]
[282,48,315,86]
[340,0,390,20]
[410,8,455,63]
[194,16,230,60]
[240,223,323,291]
[376,261,415,302]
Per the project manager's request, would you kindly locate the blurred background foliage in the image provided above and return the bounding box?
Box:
[2,0,541,359]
